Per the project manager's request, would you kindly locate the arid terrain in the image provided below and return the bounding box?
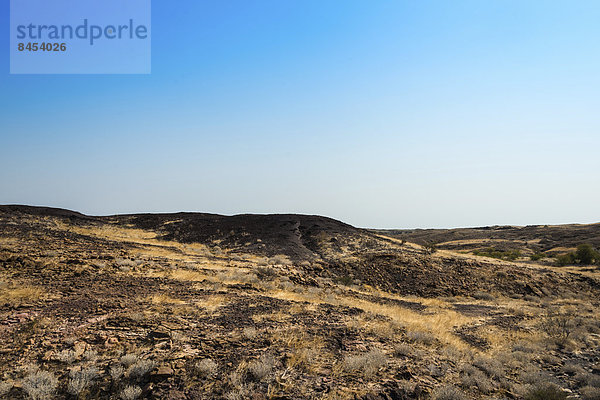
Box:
[374,224,600,264]
[1,205,599,400]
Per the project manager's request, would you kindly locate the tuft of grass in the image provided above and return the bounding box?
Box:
[149,293,186,305]
[524,382,567,400]
[67,366,100,396]
[120,385,142,400]
[247,354,275,382]
[110,364,125,381]
[424,242,438,255]
[195,358,218,379]
[431,385,467,400]
[407,330,435,345]
[272,327,325,373]
[242,326,258,340]
[120,353,139,367]
[460,364,493,393]
[268,255,292,266]
[393,343,413,357]
[0,380,12,396]
[472,355,504,379]
[82,349,98,361]
[582,386,600,400]
[0,285,45,305]
[472,291,495,301]
[342,349,387,378]
[256,266,277,280]
[127,359,156,381]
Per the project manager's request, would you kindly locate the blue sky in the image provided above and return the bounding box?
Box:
[1,1,599,228]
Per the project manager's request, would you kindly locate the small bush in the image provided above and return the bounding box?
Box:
[576,244,600,265]
[256,267,277,280]
[524,382,566,400]
[530,253,547,261]
[268,255,292,266]
[577,373,600,388]
[429,363,449,378]
[556,252,576,266]
[473,291,495,301]
[68,366,99,396]
[110,364,125,381]
[424,242,438,255]
[116,258,137,268]
[460,364,493,393]
[562,362,584,376]
[242,326,258,340]
[120,353,139,367]
[342,349,387,378]
[120,385,142,400]
[334,274,353,286]
[393,343,412,357]
[588,374,600,388]
[473,355,504,379]
[22,370,58,400]
[582,386,600,400]
[431,385,467,400]
[127,359,156,381]
[0,380,12,396]
[553,246,599,266]
[520,366,552,385]
[82,349,98,361]
[195,358,218,379]
[225,382,256,400]
[407,330,435,345]
[541,310,582,347]
[247,354,275,381]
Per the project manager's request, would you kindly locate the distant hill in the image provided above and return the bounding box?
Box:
[109,212,363,260]
[0,205,364,260]
[373,223,600,255]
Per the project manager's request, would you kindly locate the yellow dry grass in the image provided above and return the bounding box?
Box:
[148,293,186,305]
[141,261,482,350]
[264,288,476,350]
[53,220,222,263]
[0,237,21,248]
[269,327,330,373]
[144,266,259,287]
[195,295,227,312]
[0,285,45,304]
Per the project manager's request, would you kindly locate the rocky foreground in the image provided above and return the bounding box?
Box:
[0,206,599,399]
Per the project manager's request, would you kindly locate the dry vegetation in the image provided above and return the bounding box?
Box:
[0,206,599,399]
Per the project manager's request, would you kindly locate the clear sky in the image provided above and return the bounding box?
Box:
[1,1,599,228]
